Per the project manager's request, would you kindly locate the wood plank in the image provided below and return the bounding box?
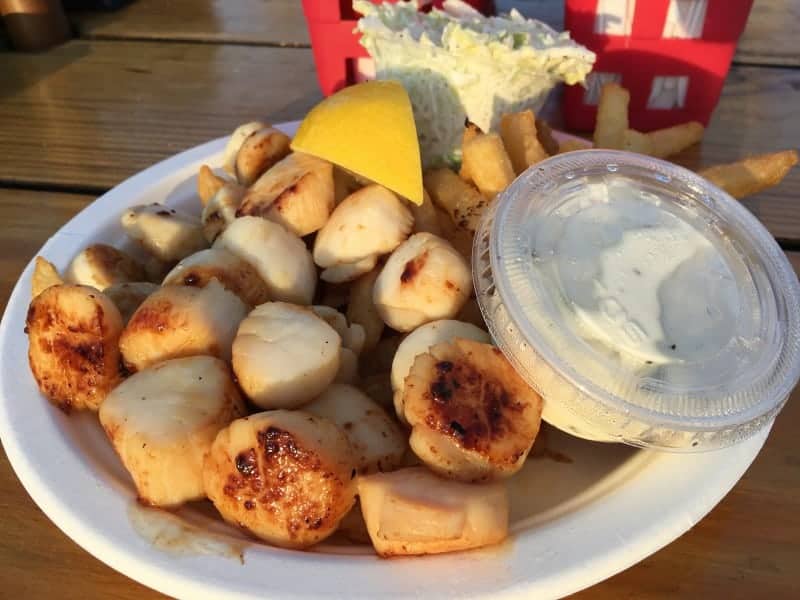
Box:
[0,187,797,596]
[1,42,797,239]
[736,0,800,67]
[70,0,310,46]
[0,40,322,192]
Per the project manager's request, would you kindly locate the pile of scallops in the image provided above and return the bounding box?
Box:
[25,121,543,557]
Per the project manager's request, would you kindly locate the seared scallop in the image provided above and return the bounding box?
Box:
[120,279,248,371]
[232,302,340,409]
[65,244,146,291]
[162,248,270,306]
[99,356,245,507]
[335,347,360,384]
[403,338,542,482]
[234,126,292,186]
[26,285,123,412]
[121,203,208,263]
[304,384,406,474]
[203,410,357,549]
[222,121,268,176]
[197,165,228,206]
[358,467,508,557]
[237,152,334,237]
[373,233,471,332]
[201,183,245,243]
[313,185,413,282]
[311,306,365,355]
[346,266,385,352]
[31,256,63,298]
[391,320,490,424]
[213,216,316,305]
[320,255,378,284]
[104,281,159,323]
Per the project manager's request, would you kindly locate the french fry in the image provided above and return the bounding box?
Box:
[435,207,474,263]
[594,83,629,150]
[197,165,227,207]
[558,138,593,154]
[499,110,549,175]
[409,189,442,236]
[459,121,482,182]
[424,167,487,233]
[31,256,63,298]
[461,133,516,199]
[347,266,384,352]
[623,129,654,155]
[698,150,799,199]
[536,118,560,156]
[646,121,704,158]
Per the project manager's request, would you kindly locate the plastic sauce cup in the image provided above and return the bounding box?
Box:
[473,150,800,451]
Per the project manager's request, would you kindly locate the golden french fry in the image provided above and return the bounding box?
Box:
[623,129,655,155]
[646,121,704,158]
[535,118,560,156]
[594,83,629,150]
[435,207,474,263]
[698,150,799,199]
[347,266,384,352]
[499,110,549,175]
[409,189,442,236]
[461,133,516,199]
[31,256,63,298]
[424,168,487,233]
[459,121,482,182]
[558,138,593,154]
[197,165,227,207]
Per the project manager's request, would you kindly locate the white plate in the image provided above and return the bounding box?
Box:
[0,122,770,599]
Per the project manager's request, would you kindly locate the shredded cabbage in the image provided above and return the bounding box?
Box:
[355,0,595,166]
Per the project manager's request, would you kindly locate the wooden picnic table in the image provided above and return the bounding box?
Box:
[0,1,798,598]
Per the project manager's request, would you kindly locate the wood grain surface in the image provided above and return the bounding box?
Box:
[0,40,322,193]
[0,42,797,239]
[67,0,800,68]
[71,0,310,47]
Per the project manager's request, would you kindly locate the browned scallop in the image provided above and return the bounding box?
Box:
[104,281,159,323]
[99,356,246,507]
[197,165,228,206]
[26,284,124,412]
[234,127,292,186]
[402,338,543,482]
[162,248,270,306]
[121,203,208,263]
[358,467,509,557]
[119,279,248,371]
[203,410,357,549]
[65,244,146,291]
[237,153,335,237]
[201,183,245,244]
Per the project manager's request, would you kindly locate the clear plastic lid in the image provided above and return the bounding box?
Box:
[473,150,800,451]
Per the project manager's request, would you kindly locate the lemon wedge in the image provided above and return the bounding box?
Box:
[291,81,423,205]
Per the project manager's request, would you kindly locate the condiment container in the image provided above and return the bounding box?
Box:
[474,150,800,451]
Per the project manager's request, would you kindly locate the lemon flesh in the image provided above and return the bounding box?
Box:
[291,81,423,205]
